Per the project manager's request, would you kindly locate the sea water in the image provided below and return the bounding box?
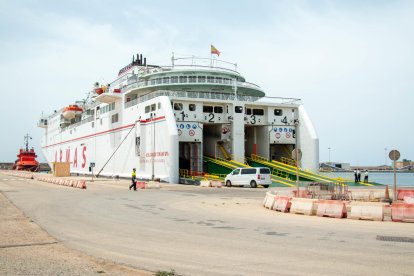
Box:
[320,172,414,187]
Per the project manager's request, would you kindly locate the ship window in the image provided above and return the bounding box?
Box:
[145,105,150,113]
[274,109,283,116]
[216,77,223,84]
[150,79,156,85]
[189,104,196,111]
[163,77,170,84]
[203,106,213,113]
[156,78,162,84]
[91,122,94,128]
[111,113,119,123]
[111,102,115,110]
[214,106,223,113]
[207,76,215,83]
[253,109,264,116]
[171,76,178,83]
[223,78,231,84]
[235,106,243,113]
[188,76,197,83]
[179,76,187,83]
[158,102,161,109]
[246,108,252,115]
[174,103,183,111]
[151,104,156,111]
[197,76,206,83]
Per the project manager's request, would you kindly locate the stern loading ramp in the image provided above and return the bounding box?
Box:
[203,156,296,187]
[247,155,379,187]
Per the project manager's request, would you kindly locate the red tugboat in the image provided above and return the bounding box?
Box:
[12,134,40,172]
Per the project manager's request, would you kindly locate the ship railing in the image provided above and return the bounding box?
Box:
[61,116,94,131]
[124,78,262,92]
[124,90,300,109]
[139,56,240,75]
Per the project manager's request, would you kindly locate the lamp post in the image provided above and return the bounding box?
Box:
[384,148,387,166]
[328,147,331,163]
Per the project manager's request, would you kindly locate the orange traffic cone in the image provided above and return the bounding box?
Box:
[381,185,391,203]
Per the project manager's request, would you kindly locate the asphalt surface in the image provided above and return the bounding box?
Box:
[1,174,413,276]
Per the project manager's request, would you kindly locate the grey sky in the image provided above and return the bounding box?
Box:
[1,0,413,165]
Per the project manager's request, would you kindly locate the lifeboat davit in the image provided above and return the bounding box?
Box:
[62,105,83,119]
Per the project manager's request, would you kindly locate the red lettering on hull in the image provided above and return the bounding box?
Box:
[81,146,87,168]
[73,148,78,168]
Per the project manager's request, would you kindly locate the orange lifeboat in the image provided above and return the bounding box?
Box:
[62,105,83,119]
[95,87,104,95]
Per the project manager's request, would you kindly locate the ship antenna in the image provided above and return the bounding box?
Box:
[24,133,32,151]
[171,52,174,68]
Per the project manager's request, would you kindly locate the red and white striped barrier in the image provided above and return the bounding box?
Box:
[391,203,414,223]
[272,196,292,213]
[397,189,414,201]
[316,200,347,218]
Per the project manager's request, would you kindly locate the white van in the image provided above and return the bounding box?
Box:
[225,167,272,188]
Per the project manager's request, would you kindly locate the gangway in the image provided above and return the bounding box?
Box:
[203,155,296,187]
[249,154,376,186]
[217,143,231,160]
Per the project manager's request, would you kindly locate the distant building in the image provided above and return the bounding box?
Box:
[395,160,414,170]
[350,165,392,171]
[320,162,350,171]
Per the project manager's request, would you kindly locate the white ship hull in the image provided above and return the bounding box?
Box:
[39,54,319,183]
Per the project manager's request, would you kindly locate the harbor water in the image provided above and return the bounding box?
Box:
[320,172,414,187]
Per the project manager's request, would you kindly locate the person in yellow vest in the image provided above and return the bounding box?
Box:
[129,168,137,190]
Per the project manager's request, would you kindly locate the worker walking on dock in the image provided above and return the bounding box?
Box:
[354,169,358,182]
[357,169,361,182]
[129,168,137,191]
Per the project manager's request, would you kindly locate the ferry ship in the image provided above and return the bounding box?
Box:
[38,52,319,184]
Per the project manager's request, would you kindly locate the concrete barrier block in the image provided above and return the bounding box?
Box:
[316,200,347,218]
[272,196,292,212]
[391,203,414,222]
[290,198,318,216]
[146,181,160,189]
[200,180,211,187]
[211,180,222,188]
[403,197,414,204]
[349,202,388,221]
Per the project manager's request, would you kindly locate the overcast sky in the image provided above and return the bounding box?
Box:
[1,0,413,166]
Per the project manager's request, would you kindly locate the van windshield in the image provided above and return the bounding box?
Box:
[260,168,271,174]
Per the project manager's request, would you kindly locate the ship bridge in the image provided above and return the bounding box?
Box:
[123,56,265,98]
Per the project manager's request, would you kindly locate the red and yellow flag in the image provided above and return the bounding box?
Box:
[211,45,220,56]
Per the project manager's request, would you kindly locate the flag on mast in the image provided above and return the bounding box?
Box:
[211,45,220,56]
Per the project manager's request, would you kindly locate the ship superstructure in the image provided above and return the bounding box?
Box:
[13,134,40,172]
[38,53,319,183]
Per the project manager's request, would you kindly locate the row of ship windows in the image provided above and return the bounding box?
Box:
[98,102,115,114]
[69,113,119,134]
[144,102,162,113]
[149,76,233,85]
[173,102,284,116]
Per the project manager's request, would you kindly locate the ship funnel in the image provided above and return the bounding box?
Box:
[140,54,143,65]
[144,57,146,66]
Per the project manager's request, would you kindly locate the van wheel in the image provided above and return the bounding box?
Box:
[226,180,232,187]
[250,180,257,188]
[263,185,269,188]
